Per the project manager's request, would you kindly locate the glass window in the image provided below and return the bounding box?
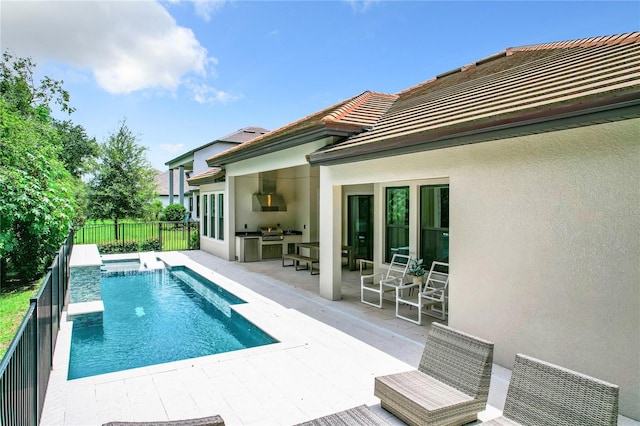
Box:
[385,186,410,262]
[419,185,449,266]
[210,195,216,239]
[218,194,224,241]
[202,194,208,237]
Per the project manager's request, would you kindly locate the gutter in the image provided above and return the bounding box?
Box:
[308,91,640,167]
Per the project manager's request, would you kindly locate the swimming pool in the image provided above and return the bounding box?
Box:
[68,266,277,380]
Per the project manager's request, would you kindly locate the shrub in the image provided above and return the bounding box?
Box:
[140,238,161,252]
[190,232,200,250]
[97,240,139,254]
[163,203,187,222]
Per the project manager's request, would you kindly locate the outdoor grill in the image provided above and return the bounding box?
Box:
[260,226,284,241]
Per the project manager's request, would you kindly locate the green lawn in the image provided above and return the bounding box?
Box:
[74,221,198,251]
[0,281,39,359]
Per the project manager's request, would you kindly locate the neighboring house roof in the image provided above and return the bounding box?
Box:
[166,126,270,166]
[309,32,640,165]
[187,167,225,186]
[206,91,397,166]
[154,169,197,196]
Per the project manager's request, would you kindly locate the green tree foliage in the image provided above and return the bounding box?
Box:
[145,199,164,221]
[88,121,157,238]
[0,98,75,281]
[54,120,98,178]
[163,203,187,222]
[0,52,76,283]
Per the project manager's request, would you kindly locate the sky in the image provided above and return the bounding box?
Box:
[1,0,638,170]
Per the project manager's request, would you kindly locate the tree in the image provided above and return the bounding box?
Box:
[87,121,157,239]
[0,98,75,282]
[0,52,76,284]
[54,120,98,178]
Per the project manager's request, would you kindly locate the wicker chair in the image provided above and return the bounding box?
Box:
[374,323,494,426]
[295,405,390,426]
[483,353,619,426]
[102,415,225,426]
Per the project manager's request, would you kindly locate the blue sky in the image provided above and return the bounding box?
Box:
[1,1,638,170]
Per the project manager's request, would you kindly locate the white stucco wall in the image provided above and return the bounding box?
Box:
[323,118,640,419]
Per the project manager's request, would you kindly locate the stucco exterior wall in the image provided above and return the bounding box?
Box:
[324,118,640,418]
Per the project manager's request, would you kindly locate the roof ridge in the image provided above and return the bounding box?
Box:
[396,32,640,97]
[322,91,398,123]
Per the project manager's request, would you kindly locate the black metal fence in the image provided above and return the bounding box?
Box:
[0,231,73,426]
[73,221,199,252]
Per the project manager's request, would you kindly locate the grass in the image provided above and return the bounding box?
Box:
[74,220,197,251]
[0,281,40,359]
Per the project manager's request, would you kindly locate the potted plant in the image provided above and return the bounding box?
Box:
[408,258,427,284]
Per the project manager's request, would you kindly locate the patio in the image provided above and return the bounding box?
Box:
[39,250,635,425]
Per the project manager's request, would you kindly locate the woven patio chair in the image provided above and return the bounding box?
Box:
[102,415,225,426]
[295,404,390,425]
[374,322,494,426]
[483,353,619,426]
[361,253,411,308]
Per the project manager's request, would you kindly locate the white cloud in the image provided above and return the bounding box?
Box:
[193,0,226,21]
[0,0,218,95]
[160,143,185,153]
[344,0,377,14]
[187,81,242,104]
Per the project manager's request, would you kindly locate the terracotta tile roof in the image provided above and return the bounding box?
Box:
[309,32,640,164]
[187,167,225,186]
[205,91,397,166]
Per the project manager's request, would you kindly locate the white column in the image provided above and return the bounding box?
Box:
[168,168,174,205]
[179,165,185,206]
[319,166,342,301]
[226,176,236,261]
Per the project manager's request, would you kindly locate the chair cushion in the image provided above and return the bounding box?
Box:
[375,370,480,426]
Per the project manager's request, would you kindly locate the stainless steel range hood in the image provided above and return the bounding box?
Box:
[253,171,287,212]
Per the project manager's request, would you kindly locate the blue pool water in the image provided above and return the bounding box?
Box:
[68,267,277,380]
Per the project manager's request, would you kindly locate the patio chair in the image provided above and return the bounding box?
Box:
[102,415,225,426]
[295,405,390,425]
[483,353,619,426]
[361,253,411,308]
[396,261,449,324]
[374,322,494,426]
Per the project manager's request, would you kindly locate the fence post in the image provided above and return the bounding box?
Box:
[29,296,40,423]
[158,222,163,251]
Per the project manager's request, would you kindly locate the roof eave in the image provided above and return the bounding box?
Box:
[206,124,360,167]
[308,91,640,166]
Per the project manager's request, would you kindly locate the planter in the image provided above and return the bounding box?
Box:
[412,275,425,285]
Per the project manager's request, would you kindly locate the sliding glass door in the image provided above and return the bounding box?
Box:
[419,185,449,267]
[347,195,373,261]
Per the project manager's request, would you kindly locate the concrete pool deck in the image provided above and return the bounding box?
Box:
[41,249,637,425]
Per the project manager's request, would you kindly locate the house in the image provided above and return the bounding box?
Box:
[153,168,197,208]
[189,33,640,418]
[164,126,269,219]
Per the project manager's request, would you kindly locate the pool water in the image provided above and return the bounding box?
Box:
[68,267,277,380]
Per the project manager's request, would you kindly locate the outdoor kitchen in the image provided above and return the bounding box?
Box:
[233,167,316,262]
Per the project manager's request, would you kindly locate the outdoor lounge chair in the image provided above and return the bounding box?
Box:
[102,415,225,426]
[483,353,619,426]
[295,405,390,425]
[374,322,494,426]
[361,253,411,308]
[396,261,449,324]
